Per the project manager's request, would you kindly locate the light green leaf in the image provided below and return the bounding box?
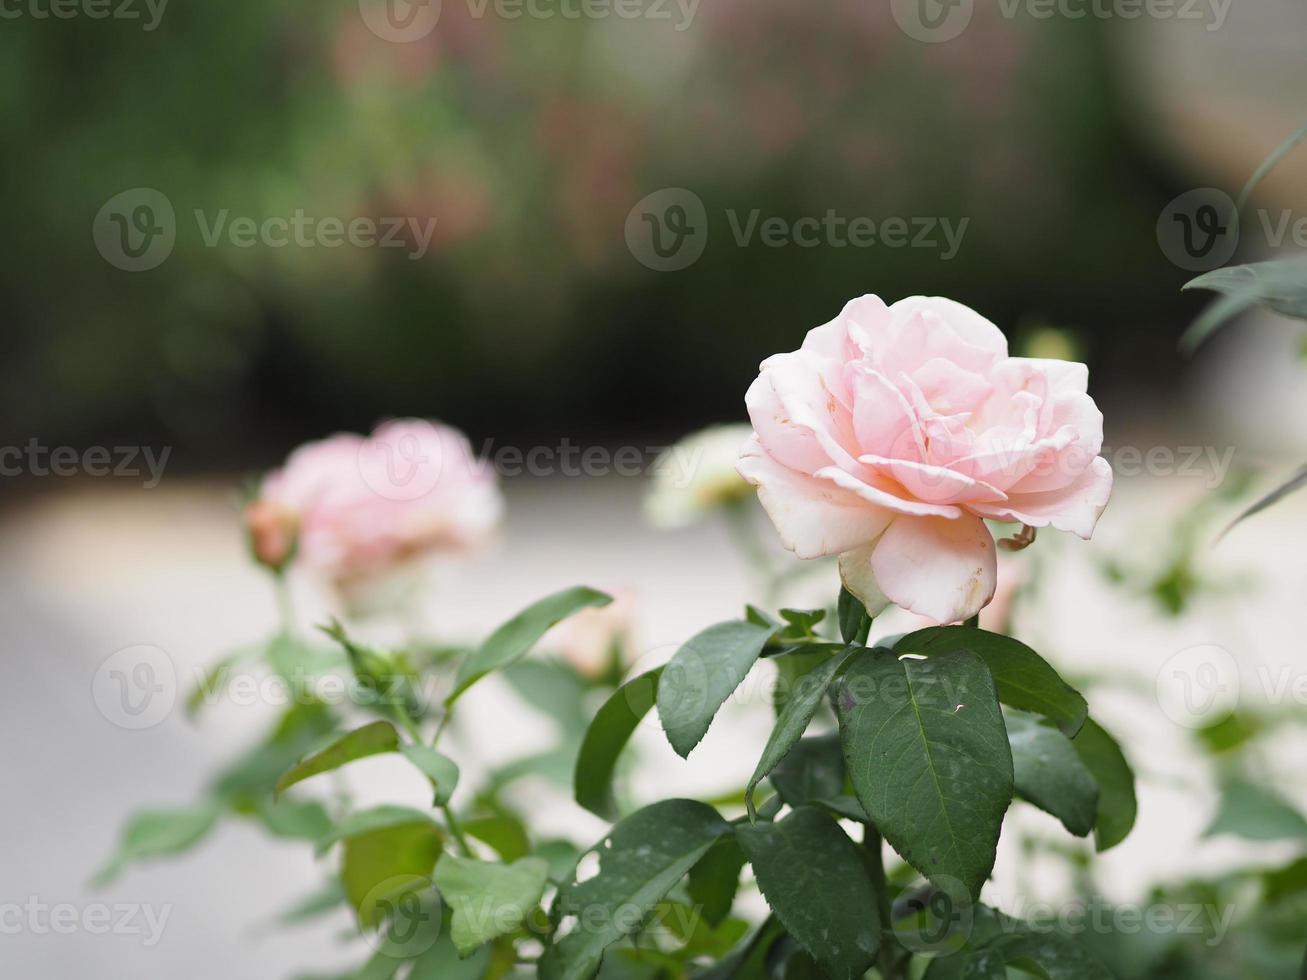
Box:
[746,647,855,818]
[463,813,531,863]
[897,627,1087,736]
[657,621,777,758]
[1070,719,1137,851]
[575,668,662,820]
[94,802,223,885]
[275,721,400,798]
[341,820,442,927]
[1218,463,1307,541]
[450,587,612,703]
[317,806,439,855]
[1006,712,1098,838]
[835,649,1013,898]
[735,807,880,980]
[1205,781,1307,842]
[408,931,492,980]
[540,799,730,980]
[434,854,550,956]
[255,797,332,841]
[401,745,460,806]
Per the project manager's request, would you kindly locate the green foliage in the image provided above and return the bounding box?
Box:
[836,648,1013,898]
[1006,711,1099,837]
[275,721,401,798]
[341,820,442,928]
[540,800,731,980]
[574,668,662,820]
[434,854,550,955]
[657,620,777,758]
[1070,719,1138,852]
[451,587,612,702]
[896,627,1088,736]
[94,802,223,886]
[736,807,881,980]
[1206,783,1307,843]
[400,745,460,806]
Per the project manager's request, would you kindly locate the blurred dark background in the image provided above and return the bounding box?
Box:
[3,0,1304,468]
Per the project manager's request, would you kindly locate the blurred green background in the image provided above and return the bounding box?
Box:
[0,0,1280,465]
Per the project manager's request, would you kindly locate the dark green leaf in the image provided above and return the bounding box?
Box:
[837,587,872,645]
[778,608,825,635]
[1006,712,1098,837]
[657,621,776,758]
[1218,463,1307,541]
[836,649,1013,898]
[995,929,1115,979]
[1205,781,1307,842]
[275,721,400,798]
[450,587,612,702]
[746,648,856,817]
[687,836,747,928]
[433,854,550,955]
[770,735,846,809]
[400,745,460,806]
[693,918,784,980]
[341,820,442,927]
[1264,856,1307,904]
[1182,259,1307,351]
[1070,719,1137,851]
[897,627,1087,737]
[541,799,730,980]
[736,807,880,980]
[94,802,222,885]
[408,932,492,980]
[575,668,663,820]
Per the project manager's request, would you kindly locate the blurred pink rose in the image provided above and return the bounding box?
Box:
[251,419,502,586]
[549,588,637,679]
[738,295,1112,624]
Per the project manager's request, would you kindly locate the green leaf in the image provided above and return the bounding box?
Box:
[1182,259,1307,351]
[541,799,730,980]
[575,668,663,820]
[1218,463,1307,541]
[255,797,332,841]
[1264,856,1307,904]
[693,918,785,980]
[463,813,531,863]
[1006,712,1098,838]
[185,647,257,719]
[1070,719,1137,851]
[746,647,856,817]
[778,608,825,635]
[994,929,1115,979]
[835,649,1013,898]
[401,745,460,806]
[505,659,591,737]
[897,627,1087,736]
[657,621,777,758]
[434,854,550,956]
[341,820,442,927]
[450,587,612,703]
[837,587,872,645]
[687,836,747,928]
[94,802,222,885]
[769,735,846,809]
[317,806,439,855]
[736,807,880,980]
[275,721,400,798]
[408,932,492,980]
[1205,781,1307,842]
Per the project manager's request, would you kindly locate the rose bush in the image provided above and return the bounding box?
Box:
[738,294,1113,623]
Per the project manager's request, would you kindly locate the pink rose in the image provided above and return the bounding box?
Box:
[252,419,503,585]
[737,295,1112,624]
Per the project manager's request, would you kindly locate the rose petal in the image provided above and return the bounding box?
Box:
[970,455,1114,539]
[857,454,1008,506]
[737,438,893,558]
[871,514,997,623]
[747,352,861,475]
[838,543,892,618]
[814,465,963,519]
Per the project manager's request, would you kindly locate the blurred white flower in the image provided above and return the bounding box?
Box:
[643,424,755,529]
